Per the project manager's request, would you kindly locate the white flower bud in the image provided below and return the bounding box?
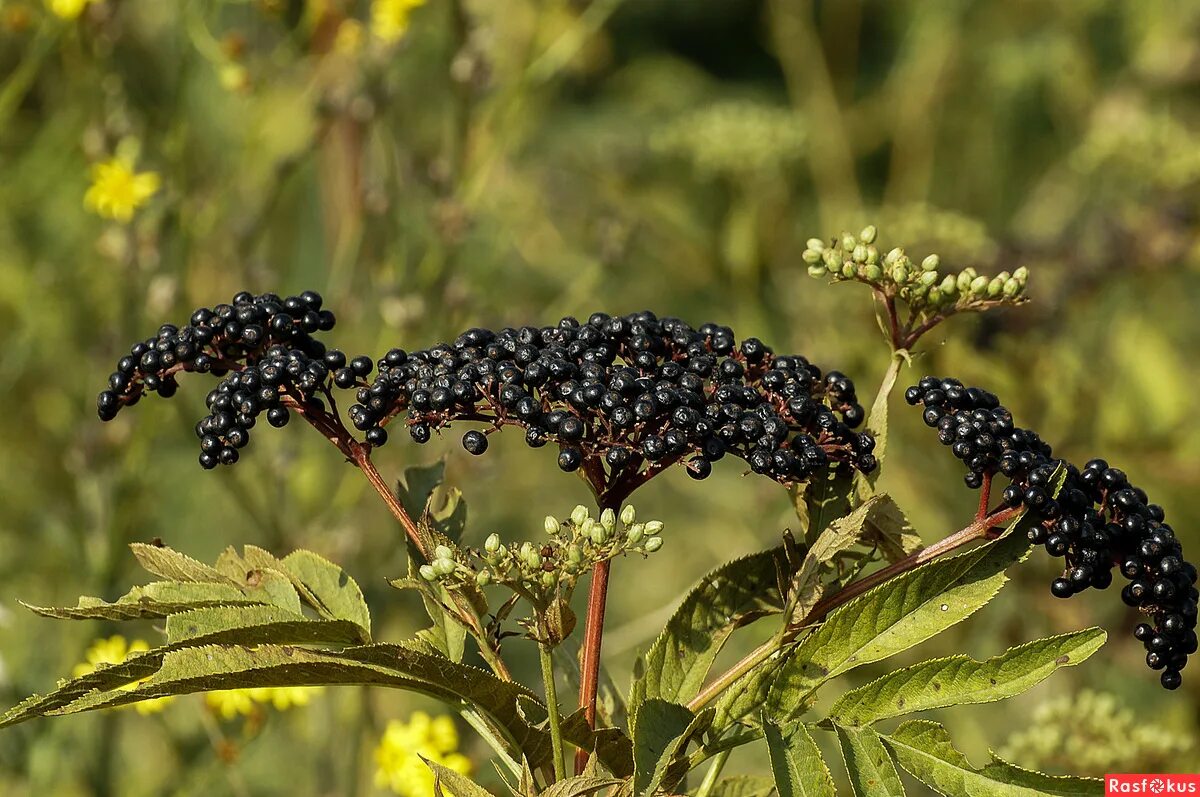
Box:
[544,516,560,536]
[841,233,856,250]
[852,244,868,264]
[841,263,856,278]
[921,254,940,272]
[892,265,909,283]
[434,558,456,576]
[419,564,438,581]
[476,571,492,586]
[485,534,501,553]
[884,247,904,266]
[859,225,877,244]
[864,264,883,281]
[542,572,556,588]
[939,275,957,294]
[626,524,645,545]
[987,276,1004,297]
[1003,278,1021,297]
[920,269,939,286]
[807,264,827,278]
[435,545,453,561]
[644,520,664,534]
[620,505,636,526]
[806,238,826,251]
[1013,265,1029,282]
[570,505,589,527]
[644,537,664,553]
[802,248,822,265]
[969,275,989,296]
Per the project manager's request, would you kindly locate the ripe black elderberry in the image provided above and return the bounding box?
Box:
[354,312,875,490]
[909,376,1198,688]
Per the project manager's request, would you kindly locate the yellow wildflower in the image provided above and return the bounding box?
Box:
[206,686,323,719]
[73,635,174,716]
[374,711,471,797]
[334,18,364,55]
[83,157,160,223]
[46,0,94,20]
[370,0,425,44]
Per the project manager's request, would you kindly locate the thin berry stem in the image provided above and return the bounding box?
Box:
[539,642,567,783]
[977,471,993,521]
[686,504,1024,713]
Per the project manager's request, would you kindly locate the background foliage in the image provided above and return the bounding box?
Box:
[1,0,1198,793]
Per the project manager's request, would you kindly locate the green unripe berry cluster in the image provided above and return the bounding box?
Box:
[418,504,665,605]
[803,226,1028,314]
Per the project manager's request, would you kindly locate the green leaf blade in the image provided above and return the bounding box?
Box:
[834,724,905,797]
[884,720,1102,796]
[763,718,836,797]
[829,629,1107,726]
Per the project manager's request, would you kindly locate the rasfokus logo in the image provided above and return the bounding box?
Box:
[1107,775,1200,794]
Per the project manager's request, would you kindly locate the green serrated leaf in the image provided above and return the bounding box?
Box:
[20,582,263,621]
[712,644,794,731]
[282,549,372,636]
[631,548,785,728]
[540,777,622,797]
[790,469,855,546]
[884,720,1102,796]
[766,514,1034,720]
[860,495,923,564]
[243,567,304,614]
[427,758,497,797]
[855,353,903,499]
[632,699,696,795]
[396,460,450,519]
[829,629,1107,726]
[698,776,776,797]
[165,604,369,647]
[763,718,835,797]
[835,724,905,797]
[130,543,236,585]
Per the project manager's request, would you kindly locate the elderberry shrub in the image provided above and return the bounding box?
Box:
[907,376,1198,689]
[351,311,877,486]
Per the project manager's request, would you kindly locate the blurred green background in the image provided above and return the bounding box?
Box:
[2,0,1199,794]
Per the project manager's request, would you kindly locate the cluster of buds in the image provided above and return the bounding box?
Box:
[418,505,664,606]
[803,226,1028,315]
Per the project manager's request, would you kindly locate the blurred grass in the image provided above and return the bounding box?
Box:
[1,0,1199,793]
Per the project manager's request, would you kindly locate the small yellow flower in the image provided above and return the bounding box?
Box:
[370,0,425,44]
[334,18,364,55]
[206,686,323,719]
[46,0,94,20]
[73,635,174,716]
[83,157,160,223]
[374,711,471,797]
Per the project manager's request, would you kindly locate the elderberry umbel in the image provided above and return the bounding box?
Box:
[907,376,1198,689]
[348,311,876,488]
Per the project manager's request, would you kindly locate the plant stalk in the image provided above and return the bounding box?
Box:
[695,749,732,797]
[540,642,567,783]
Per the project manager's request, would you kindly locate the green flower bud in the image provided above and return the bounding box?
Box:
[939,275,957,294]
[987,276,1004,297]
[434,558,456,577]
[435,545,453,561]
[570,505,589,527]
[520,542,534,558]
[527,551,543,570]
[419,564,438,581]
[841,233,856,250]
[823,249,840,267]
[475,571,492,586]
[859,225,877,244]
[590,524,607,545]
[626,524,645,545]
[485,534,501,553]
[892,265,909,283]
[956,271,974,292]
[963,267,978,279]
[852,244,868,264]
[620,505,636,526]
[807,264,826,278]
[996,271,1011,283]
[1013,265,1029,282]
[802,248,822,265]
[841,263,856,278]
[544,516,560,536]
[884,247,904,266]
[644,537,664,553]
[921,254,940,272]
[566,544,583,565]
[1003,278,1021,297]
[864,264,883,281]
[920,269,940,286]
[542,572,556,588]
[969,275,989,296]
[600,508,616,531]
[805,237,826,252]
[644,520,664,535]
[865,246,879,265]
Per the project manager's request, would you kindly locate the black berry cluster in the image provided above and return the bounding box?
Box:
[348,312,877,486]
[907,376,1198,689]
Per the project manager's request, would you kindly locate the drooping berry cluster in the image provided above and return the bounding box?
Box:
[344,312,877,486]
[907,376,1198,689]
[97,291,336,422]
